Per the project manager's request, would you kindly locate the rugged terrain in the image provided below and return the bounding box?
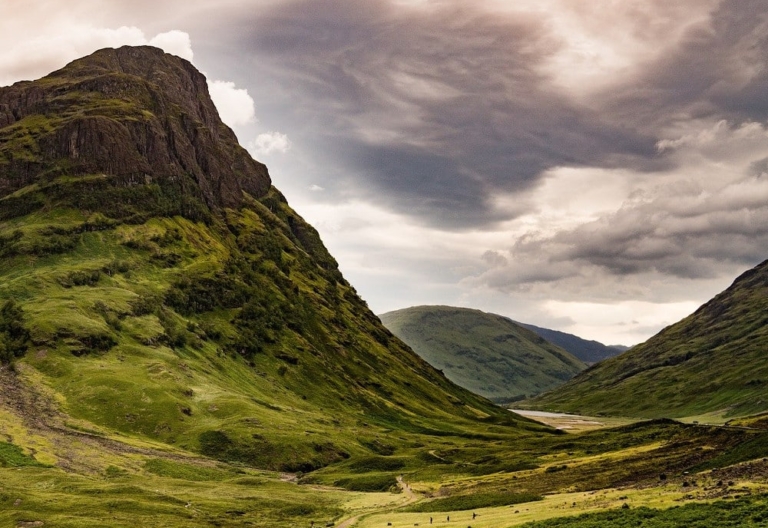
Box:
[0,45,546,475]
[380,306,586,403]
[525,259,768,420]
[3,46,768,528]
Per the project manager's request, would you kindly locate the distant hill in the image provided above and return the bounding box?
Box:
[525,259,768,419]
[379,306,586,403]
[518,323,625,364]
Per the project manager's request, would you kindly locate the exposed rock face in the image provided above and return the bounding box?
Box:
[0,46,269,211]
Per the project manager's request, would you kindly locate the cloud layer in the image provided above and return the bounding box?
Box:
[7,0,768,344]
[216,0,768,342]
[234,0,672,229]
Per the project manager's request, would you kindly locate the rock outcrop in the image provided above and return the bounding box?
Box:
[0,46,269,213]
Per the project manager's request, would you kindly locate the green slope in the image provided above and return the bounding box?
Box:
[379,306,586,403]
[3,45,768,528]
[0,46,548,474]
[526,259,768,419]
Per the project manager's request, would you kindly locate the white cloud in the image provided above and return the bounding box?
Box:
[0,25,146,86]
[207,80,256,127]
[0,25,197,87]
[541,299,702,345]
[483,0,717,96]
[149,30,194,61]
[248,131,291,156]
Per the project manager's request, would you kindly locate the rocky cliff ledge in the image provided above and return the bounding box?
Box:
[0,46,269,215]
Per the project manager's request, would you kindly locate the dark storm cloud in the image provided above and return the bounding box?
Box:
[605,0,768,127]
[184,0,768,313]
[223,0,664,228]
[696,0,768,120]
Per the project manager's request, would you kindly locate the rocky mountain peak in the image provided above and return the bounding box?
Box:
[0,45,269,215]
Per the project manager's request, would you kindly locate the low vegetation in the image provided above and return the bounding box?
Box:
[526,259,768,419]
[2,46,768,528]
[404,492,543,512]
[522,496,768,528]
[0,300,30,364]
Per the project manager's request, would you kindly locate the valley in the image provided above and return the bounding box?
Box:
[5,396,768,527]
[1,45,768,528]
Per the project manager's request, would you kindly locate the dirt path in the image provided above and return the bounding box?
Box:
[427,450,449,463]
[397,475,416,501]
[336,513,361,528]
[336,475,418,528]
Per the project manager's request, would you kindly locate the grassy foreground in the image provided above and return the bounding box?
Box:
[4,401,768,526]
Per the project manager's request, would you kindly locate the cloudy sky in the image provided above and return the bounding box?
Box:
[5,0,768,345]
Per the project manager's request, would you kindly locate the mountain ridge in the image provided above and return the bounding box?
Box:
[1,45,269,221]
[517,322,625,364]
[525,258,768,419]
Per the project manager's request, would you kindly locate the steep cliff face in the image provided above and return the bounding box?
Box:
[0,47,546,473]
[0,46,269,216]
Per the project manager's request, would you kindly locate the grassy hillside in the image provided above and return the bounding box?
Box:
[5,45,768,528]
[379,306,586,403]
[0,46,548,476]
[525,259,768,419]
[519,323,625,365]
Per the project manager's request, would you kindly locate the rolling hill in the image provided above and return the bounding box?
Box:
[518,322,626,364]
[379,306,586,403]
[0,45,548,476]
[525,258,768,419]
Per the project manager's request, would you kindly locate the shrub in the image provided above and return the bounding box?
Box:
[334,474,399,492]
[0,300,30,364]
[0,230,23,257]
[102,259,132,276]
[58,269,101,288]
[130,295,159,316]
[348,456,406,473]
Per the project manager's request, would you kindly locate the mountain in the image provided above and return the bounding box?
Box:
[379,306,586,403]
[525,259,768,419]
[518,323,625,364]
[0,46,546,474]
[5,45,768,528]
